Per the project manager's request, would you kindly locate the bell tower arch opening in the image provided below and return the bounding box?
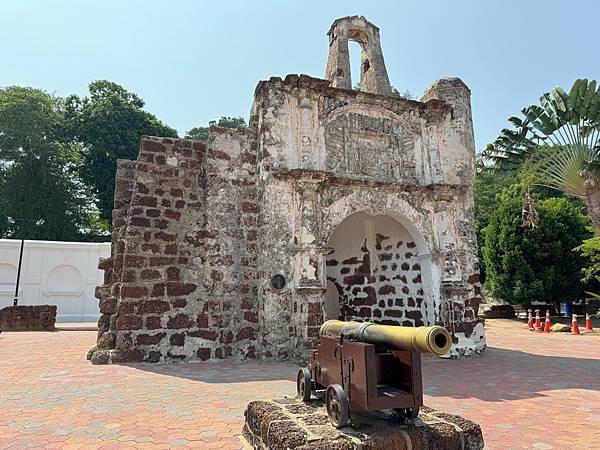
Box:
[325,15,392,96]
[325,210,432,327]
[348,40,362,90]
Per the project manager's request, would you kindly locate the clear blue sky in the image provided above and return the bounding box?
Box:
[2,0,599,150]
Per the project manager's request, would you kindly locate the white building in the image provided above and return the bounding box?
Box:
[0,239,110,323]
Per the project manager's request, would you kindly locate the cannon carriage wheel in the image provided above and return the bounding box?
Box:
[326,384,349,428]
[296,368,312,401]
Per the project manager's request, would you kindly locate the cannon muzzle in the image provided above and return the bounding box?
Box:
[319,320,452,356]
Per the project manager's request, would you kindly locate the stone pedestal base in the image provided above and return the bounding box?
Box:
[242,397,484,450]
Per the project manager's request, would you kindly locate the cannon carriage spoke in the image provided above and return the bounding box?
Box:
[326,384,349,428]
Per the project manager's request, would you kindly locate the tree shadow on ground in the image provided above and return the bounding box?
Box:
[124,344,599,400]
[422,346,600,402]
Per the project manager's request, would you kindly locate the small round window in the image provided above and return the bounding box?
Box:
[270,274,286,289]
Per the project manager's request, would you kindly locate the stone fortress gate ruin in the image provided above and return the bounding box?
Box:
[88,16,485,365]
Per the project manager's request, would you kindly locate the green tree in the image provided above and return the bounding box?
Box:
[482,183,592,307]
[574,231,600,283]
[0,86,95,240]
[483,79,600,229]
[473,164,517,281]
[473,157,567,280]
[391,87,415,100]
[64,80,178,225]
[353,83,414,100]
[185,116,246,141]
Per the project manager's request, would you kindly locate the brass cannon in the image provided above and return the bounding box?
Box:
[297,320,452,427]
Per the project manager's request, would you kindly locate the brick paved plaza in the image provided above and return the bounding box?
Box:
[0,319,598,449]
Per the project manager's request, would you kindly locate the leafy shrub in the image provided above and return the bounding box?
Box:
[482,183,591,307]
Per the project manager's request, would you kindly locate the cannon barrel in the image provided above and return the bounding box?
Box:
[319,320,452,356]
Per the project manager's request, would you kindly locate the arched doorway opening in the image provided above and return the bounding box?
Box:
[325,210,431,326]
[323,280,341,321]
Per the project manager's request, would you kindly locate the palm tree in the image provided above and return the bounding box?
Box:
[484,79,600,229]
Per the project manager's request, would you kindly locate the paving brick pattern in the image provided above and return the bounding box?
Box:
[0,320,598,449]
[423,320,600,449]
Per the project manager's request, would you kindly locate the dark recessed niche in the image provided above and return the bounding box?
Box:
[270,274,286,290]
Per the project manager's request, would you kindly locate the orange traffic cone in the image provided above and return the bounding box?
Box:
[543,309,552,333]
[534,309,542,332]
[527,310,534,330]
[584,313,594,333]
[572,314,581,335]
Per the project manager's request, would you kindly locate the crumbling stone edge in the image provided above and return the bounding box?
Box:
[242,398,484,450]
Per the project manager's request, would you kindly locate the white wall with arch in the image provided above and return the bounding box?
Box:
[0,240,110,322]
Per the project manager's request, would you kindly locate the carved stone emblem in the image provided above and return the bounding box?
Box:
[325,112,418,181]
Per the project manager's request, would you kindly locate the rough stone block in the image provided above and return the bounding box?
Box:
[89,349,111,365]
[242,398,484,450]
[120,286,148,299]
[0,305,56,331]
[99,297,118,314]
[116,315,143,330]
[145,316,162,329]
[481,304,515,319]
[136,332,166,345]
[96,332,116,349]
[166,282,197,296]
[167,314,193,329]
[170,333,185,346]
[189,329,219,340]
[197,348,211,360]
[139,300,170,315]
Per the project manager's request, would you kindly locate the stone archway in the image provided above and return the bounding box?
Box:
[325,210,433,327]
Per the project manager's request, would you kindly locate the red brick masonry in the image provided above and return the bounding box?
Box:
[0,305,56,331]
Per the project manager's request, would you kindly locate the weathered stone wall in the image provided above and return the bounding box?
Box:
[0,305,56,331]
[89,130,260,364]
[91,17,484,362]
[252,74,483,358]
[201,128,260,361]
[93,159,136,354]
[326,212,426,326]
